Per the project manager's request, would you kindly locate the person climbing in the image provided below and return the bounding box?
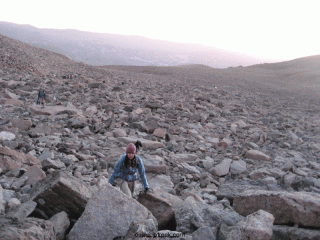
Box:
[108,142,149,198]
[38,89,46,107]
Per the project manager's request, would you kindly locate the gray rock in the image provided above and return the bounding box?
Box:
[21,165,46,186]
[192,226,217,240]
[48,211,70,240]
[217,223,234,240]
[6,200,37,222]
[216,179,268,203]
[227,210,274,240]
[233,190,320,228]
[175,196,244,234]
[245,150,271,161]
[29,171,93,220]
[2,189,15,204]
[125,219,158,239]
[38,150,55,162]
[230,160,247,175]
[67,184,157,240]
[0,185,4,214]
[271,225,320,240]
[210,158,232,177]
[137,192,175,230]
[41,159,66,170]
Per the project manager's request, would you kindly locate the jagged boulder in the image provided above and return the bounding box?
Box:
[29,171,93,221]
[175,196,244,234]
[137,192,175,230]
[233,190,320,228]
[227,210,274,240]
[67,184,158,240]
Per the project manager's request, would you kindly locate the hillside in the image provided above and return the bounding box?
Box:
[0,33,320,239]
[0,21,275,68]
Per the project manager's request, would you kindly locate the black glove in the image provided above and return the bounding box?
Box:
[144,188,149,193]
[112,182,116,187]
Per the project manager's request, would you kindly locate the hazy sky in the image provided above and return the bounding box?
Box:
[1,0,319,61]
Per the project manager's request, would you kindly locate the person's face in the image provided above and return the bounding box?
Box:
[127,152,135,160]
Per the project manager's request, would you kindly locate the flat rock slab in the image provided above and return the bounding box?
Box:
[245,150,271,161]
[137,192,175,230]
[27,105,82,116]
[67,184,157,240]
[29,171,93,220]
[0,146,40,171]
[233,190,320,228]
[216,180,268,203]
[141,154,167,174]
[169,154,198,164]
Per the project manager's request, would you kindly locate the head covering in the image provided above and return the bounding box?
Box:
[126,143,136,154]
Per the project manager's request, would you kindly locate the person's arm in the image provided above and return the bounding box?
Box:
[137,156,149,189]
[108,155,125,185]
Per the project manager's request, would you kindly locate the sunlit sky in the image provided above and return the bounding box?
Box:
[1,0,319,61]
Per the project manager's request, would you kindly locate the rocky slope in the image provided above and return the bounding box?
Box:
[0,34,320,239]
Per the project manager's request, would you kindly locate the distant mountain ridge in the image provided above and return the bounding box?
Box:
[0,21,274,68]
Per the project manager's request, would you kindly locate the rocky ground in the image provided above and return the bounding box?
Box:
[1,34,320,239]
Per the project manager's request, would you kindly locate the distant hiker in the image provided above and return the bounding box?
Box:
[108,142,149,198]
[38,89,46,107]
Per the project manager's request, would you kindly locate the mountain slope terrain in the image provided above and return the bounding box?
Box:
[0,33,320,239]
[0,21,276,68]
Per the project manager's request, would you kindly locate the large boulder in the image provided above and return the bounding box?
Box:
[67,184,158,240]
[233,190,320,228]
[175,196,244,234]
[137,192,175,230]
[271,225,320,240]
[227,210,274,240]
[29,171,93,221]
[0,147,41,171]
[0,217,55,240]
[216,179,268,203]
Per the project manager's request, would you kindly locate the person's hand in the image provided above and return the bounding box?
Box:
[144,188,149,193]
[112,182,116,187]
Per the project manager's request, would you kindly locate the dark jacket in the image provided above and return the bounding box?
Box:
[38,91,46,99]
